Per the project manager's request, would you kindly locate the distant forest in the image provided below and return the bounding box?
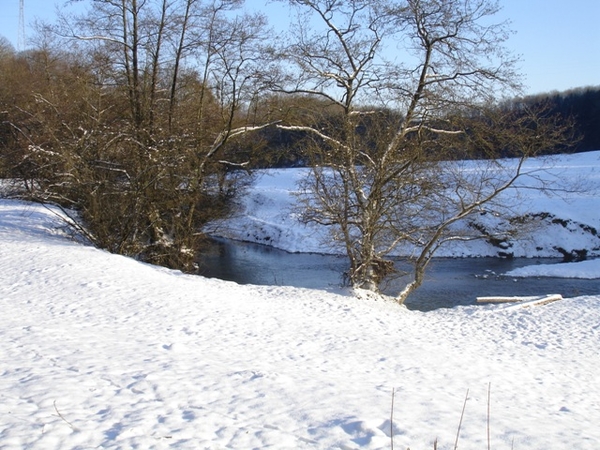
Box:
[519,86,600,153]
[254,86,600,168]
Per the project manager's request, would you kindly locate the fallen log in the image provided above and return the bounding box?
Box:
[477,294,564,309]
[477,295,540,304]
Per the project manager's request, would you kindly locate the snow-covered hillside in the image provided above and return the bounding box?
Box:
[207,151,600,259]
[2,195,600,448]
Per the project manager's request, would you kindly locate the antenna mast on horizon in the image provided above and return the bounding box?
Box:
[18,0,25,51]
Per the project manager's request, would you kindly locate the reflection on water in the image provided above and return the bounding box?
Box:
[199,237,348,289]
[198,238,600,311]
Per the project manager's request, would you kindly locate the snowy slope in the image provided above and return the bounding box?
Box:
[207,151,600,259]
[2,199,600,449]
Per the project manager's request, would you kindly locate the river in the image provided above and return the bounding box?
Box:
[198,238,600,311]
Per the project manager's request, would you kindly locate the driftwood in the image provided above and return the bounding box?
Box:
[477,294,563,309]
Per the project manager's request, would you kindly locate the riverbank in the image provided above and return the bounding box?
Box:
[206,151,600,261]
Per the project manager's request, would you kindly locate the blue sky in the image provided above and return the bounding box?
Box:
[1,0,598,95]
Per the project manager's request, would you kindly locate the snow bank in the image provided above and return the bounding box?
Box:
[208,151,600,259]
[2,199,600,449]
[505,258,600,279]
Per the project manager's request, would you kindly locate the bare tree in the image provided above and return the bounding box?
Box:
[275,0,572,302]
[5,0,275,270]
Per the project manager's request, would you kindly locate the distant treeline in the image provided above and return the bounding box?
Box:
[251,86,600,168]
[517,86,600,153]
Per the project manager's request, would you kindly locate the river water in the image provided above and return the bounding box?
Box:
[198,238,600,311]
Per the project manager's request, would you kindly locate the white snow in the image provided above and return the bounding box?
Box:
[2,152,600,449]
[505,258,600,279]
[208,151,600,259]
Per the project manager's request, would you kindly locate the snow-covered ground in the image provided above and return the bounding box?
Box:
[1,152,600,449]
[207,151,600,260]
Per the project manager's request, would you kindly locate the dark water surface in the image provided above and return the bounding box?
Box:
[198,238,600,311]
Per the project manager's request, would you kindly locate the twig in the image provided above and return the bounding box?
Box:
[487,382,492,450]
[390,388,395,450]
[41,203,97,246]
[53,400,78,431]
[453,389,469,450]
